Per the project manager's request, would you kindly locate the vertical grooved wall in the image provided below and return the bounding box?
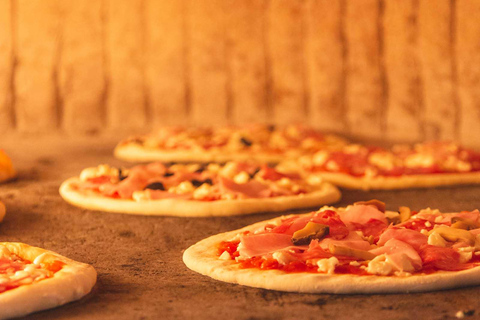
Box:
[1,0,480,148]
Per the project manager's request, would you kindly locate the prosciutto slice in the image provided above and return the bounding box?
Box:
[370,239,422,271]
[218,177,271,198]
[238,233,294,258]
[100,163,167,199]
[377,227,428,250]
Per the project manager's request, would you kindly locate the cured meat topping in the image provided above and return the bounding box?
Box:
[300,142,480,177]
[74,161,323,202]
[0,245,64,294]
[218,202,480,276]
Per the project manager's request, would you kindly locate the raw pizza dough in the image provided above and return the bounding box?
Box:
[183,204,480,294]
[289,142,480,190]
[0,242,97,319]
[114,125,348,164]
[60,162,341,217]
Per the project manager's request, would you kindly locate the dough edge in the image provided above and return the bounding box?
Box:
[59,178,341,217]
[183,214,480,294]
[0,242,97,320]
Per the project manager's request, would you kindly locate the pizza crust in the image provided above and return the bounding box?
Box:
[183,215,480,294]
[59,177,341,217]
[114,143,291,164]
[311,171,480,190]
[0,242,97,319]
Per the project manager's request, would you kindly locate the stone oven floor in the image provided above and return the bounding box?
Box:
[1,134,479,320]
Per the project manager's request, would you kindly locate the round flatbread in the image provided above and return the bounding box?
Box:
[184,202,480,293]
[60,162,341,217]
[114,125,348,164]
[0,242,96,319]
[289,142,480,190]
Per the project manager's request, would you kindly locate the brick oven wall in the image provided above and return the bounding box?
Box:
[0,0,479,147]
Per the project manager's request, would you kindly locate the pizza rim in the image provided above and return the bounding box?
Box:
[0,242,97,319]
[183,209,480,294]
[114,143,290,164]
[310,171,480,190]
[59,177,341,217]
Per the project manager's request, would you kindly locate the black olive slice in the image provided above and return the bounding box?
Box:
[191,179,213,187]
[240,137,252,147]
[130,138,144,145]
[194,164,207,173]
[118,168,128,181]
[164,172,174,177]
[249,168,260,178]
[144,182,165,191]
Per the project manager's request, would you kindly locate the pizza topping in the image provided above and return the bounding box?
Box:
[292,222,329,246]
[354,199,386,213]
[302,141,480,177]
[144,182,165,191]
[218,203,480,276]
[0,245,64,293]
[329,244,375,261]
[75,161,320,202]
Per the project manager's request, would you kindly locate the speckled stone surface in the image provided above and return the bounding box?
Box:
[1,134,480,320]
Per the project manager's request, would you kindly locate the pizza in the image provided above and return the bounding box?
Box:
[0,242,96,319]
[183,200,480,294]
[288,141,480,190]
[0,150,15,183]
[114,124,348,163]
[59,161,341,217]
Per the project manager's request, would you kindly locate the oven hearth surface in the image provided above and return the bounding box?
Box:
[1,135,479,320]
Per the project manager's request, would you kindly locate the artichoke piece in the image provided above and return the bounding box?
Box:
[292,222,329,246]
[328,244,376,261]
[399,206,411,223]
[431,226,475,246]
[354,199,385,213]
[451,217,480,230]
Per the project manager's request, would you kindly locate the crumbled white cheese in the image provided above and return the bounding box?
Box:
[458,251,473,264]
[366,254,393,276]
[306,174,323,185]
[404,154,434,168]
[428,231,447,247]
[272,251,295,265]
[132,190,150,202]
[364,167,378,178]
[420,229,429,236]
[277,177,292,187]
[349,261,361,267]
[317,257,339,274]
[233,171,250,184]
[455,311,465,319]
[79,164,118,181]
[425,221,432,227]
[312,151,328,166]
[343,144,362,154]
[393,271,412,277]
[219,251,231,260]
[169,181,194,194]
[326,160,339,171]
[207,163,221,173]
[220,162,238,178]
[33,253,48,265]
[368,152,396,170]
[193,183,213,200]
